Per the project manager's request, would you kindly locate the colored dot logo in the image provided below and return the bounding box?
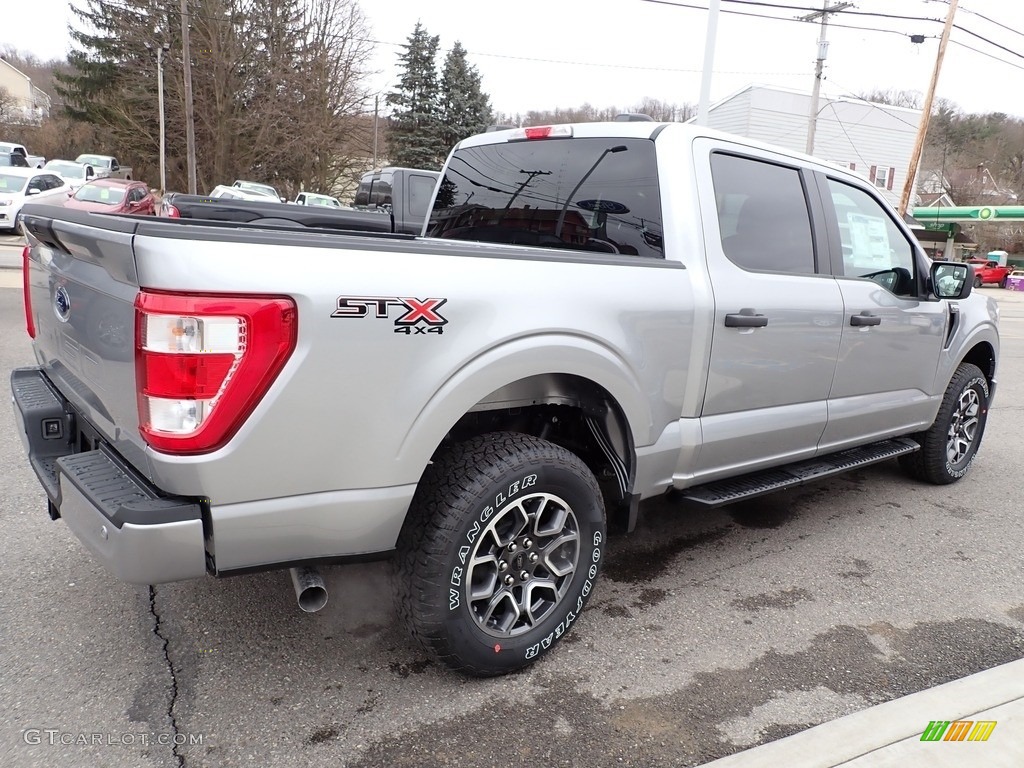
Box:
[978,207,994,220]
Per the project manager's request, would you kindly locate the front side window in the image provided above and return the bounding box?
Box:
[427,137,664,257]
[827,178,915,295]
[711,153,815,274]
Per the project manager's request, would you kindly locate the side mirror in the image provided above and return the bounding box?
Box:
[26,188,40,196]
[931,261,973,299]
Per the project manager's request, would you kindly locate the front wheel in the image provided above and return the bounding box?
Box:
[900,363,989,484]
[974,275,983,288]
[395,432,606,676]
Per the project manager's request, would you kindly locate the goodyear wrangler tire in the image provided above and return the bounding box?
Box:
[900,363,989,485]
[395,432,606,677]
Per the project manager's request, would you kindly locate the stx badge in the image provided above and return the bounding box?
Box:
[332,296,448,335]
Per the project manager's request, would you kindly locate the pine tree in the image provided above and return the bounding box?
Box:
[439,42,491,156]
[386,22,446,170]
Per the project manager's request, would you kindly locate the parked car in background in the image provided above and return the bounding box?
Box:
[967,258,1013,288]
[1004,269,1024,291]
[232,179,283,201]
[63,178,155,216]
[354,167,440,234]
[0,168,71,232]
[0,141,45,168]
[44,159,97,191]
[74,154,133,180]
[294,191,344,208]
[0,152,29,168]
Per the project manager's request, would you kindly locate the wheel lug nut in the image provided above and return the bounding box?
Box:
[523,539,533,548]
[528,552,539,563]
[503,575,514,586]
[507,543,517,553]
[498,561,508,571]
[519,571,530,581]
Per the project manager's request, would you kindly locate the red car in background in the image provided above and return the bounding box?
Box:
[967,258,1013,288]
[63,178,156,216]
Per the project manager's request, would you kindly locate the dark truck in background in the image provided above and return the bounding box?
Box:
[159,167,440,235]
[353,167,440,234]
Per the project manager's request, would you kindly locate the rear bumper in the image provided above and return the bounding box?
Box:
[11,367,208,584]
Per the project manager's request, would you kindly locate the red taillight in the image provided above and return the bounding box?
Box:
[22,245,35,338]
[135,291,297,454]
[163,203,180,218]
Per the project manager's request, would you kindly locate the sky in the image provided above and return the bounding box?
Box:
[4,0,1024,119]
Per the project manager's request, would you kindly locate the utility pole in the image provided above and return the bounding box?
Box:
[156,44,167,196]
[373,94,379,169]
[180,0,197,194]
[899,0,959,216]
[695,0,721,126]
[802,1,853,155]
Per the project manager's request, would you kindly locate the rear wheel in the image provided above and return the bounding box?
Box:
[974,275,983,288]
[395,432,606,676]
[900,363,989,484]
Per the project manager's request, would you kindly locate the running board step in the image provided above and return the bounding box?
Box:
[680,437,920,508]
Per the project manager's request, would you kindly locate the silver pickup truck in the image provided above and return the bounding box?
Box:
[11,121,999,677]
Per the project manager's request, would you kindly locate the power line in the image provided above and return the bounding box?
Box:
[84,0,1024,88]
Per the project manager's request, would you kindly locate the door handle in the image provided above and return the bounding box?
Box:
[724,309,768,328]
[850,311,882,327]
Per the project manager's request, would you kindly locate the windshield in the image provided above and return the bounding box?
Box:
[236,181,278,197]
[308,195,340,208]
[76,155,108,167]
[47,163,85,178]
[74,184,126,205]
[0,173,28,193]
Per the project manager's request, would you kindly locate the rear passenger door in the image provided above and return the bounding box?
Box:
[814,173,947,450]
[691,141,845,479]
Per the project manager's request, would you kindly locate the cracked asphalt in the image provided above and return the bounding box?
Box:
[2,279,1023,767]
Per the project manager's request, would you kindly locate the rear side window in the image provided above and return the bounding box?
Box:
[427,137,664,258]
[407,173,437,218]
[711,153,815,274]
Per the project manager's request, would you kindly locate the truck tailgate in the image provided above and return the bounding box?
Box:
[21,207,149,473]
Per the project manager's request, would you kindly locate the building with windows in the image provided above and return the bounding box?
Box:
[0,57,51,124]
[698,84,921,209]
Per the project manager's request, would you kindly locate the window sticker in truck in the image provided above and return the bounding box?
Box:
[331,296,448,334]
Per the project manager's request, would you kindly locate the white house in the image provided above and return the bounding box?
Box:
[0,57,51,124]
[697,84,922,208]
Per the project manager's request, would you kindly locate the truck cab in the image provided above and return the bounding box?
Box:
[353,167,439,234]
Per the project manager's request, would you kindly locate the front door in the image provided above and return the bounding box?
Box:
[816,175,948,450]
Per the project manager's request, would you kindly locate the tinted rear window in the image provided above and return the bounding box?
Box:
[426,137,664,257]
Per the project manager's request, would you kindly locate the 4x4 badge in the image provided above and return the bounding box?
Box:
[332,296,448,335]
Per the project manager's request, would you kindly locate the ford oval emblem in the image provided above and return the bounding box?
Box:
[54,286,71,323]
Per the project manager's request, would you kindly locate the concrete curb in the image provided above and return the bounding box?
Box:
[702,658,1024,767]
